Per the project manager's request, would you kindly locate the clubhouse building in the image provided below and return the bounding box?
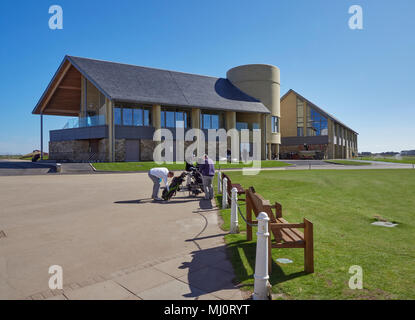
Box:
[32,56,358,162]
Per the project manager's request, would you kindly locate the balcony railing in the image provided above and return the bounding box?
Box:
[63,115,106,129]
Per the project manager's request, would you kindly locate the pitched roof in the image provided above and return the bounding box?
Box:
[281,89,358,134]
[33,55,270,115]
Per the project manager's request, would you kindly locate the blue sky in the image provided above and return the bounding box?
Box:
[0,0,414,154]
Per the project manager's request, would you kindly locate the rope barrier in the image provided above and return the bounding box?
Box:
[237,203,257,227]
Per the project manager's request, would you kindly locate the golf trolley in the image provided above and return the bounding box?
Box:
[161,165,205,201]
[185,165,205,197]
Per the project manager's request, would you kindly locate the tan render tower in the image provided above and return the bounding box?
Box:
[227,64,281,160]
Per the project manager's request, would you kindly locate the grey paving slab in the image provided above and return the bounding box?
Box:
[137,278,207,300]
[64,280,138,300]
[46,294,67,300]
[153,254,208,278]
[114,267,175,295]
[178,266,236,296]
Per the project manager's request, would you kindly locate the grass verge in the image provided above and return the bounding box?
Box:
[92,160,291,172]
[215,169,415,299]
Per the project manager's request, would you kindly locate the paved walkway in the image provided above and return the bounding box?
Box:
[281,159,414,170]
[0,173,243,300]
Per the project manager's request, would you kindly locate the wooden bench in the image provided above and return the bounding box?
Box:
[221,172,245,205]
[245,187,314,274]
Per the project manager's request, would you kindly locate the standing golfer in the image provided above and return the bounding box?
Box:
[199,155,215,200]
[148,167,174,201]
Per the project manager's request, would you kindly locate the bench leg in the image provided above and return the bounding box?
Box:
[304,218,314,273]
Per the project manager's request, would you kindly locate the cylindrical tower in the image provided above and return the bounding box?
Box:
[227,64,281,160]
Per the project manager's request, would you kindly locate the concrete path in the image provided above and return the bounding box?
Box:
[0,173,243,300]
[280,159,414,170]
[59,163,95,174]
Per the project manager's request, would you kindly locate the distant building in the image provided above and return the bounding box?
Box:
[401,150,415,156]
[380,152,399,156]
[280,90,358,160]
[359,152,372,156]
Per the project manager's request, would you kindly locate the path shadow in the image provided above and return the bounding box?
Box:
[227,240,306,287]
[178,245,238,298]
[0,161,56,173]
[114,199,151,204]
[199,199,213,210]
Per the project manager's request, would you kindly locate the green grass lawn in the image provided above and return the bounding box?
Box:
[215,169,415,299]
[325,160,371,166]
[92,160,291,172]
[359,156,415,165]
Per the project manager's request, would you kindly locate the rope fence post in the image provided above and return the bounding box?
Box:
[230,187,239,234]
[253,212,270,300]
[222,177,228,209]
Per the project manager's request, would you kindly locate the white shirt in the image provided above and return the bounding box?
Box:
[149,167,170,191]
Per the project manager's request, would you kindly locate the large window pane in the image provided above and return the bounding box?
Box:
[161,111,165,127]
[272,116,279,133]
[203,114,211,129]
[166,111,175,128]
[144,109,150,126]
[133,109,143,126]
[115,108,122,125]
[175,112,184,128]
[123,108,133,126]
[211,115,219,129]
[236,122,248,130]
[306,106,328,136]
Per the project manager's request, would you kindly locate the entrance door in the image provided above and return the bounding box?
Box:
[125,140,140,162]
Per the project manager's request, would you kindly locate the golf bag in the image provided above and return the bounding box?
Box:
[161,172,187,201]
[186,165,204,197]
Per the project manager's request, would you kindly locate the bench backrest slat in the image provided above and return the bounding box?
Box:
[246,187,277,222]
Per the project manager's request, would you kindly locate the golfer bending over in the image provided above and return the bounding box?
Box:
[148,167,174,201]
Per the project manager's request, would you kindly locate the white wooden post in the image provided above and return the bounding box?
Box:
[222,177,228,209]
[230,187,239,234]
[253,212,270,300]
[217,171,222,194]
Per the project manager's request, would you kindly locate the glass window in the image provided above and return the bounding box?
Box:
[296,98,304,136]
[161,108,189,128]
[133,109,143,126]
[203,114,211,129]
[211,114,219,129]
[271,116,279,133]
[123,108,133,126]
[161,110,165,127]
[253,123,260,130]
[144,109,150,126]
[114,108,122,125]
[236,122,248,130]
[175,112,184,128]
[165,111,175,128]
[201,111,223,129]
[306,105,328,136]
